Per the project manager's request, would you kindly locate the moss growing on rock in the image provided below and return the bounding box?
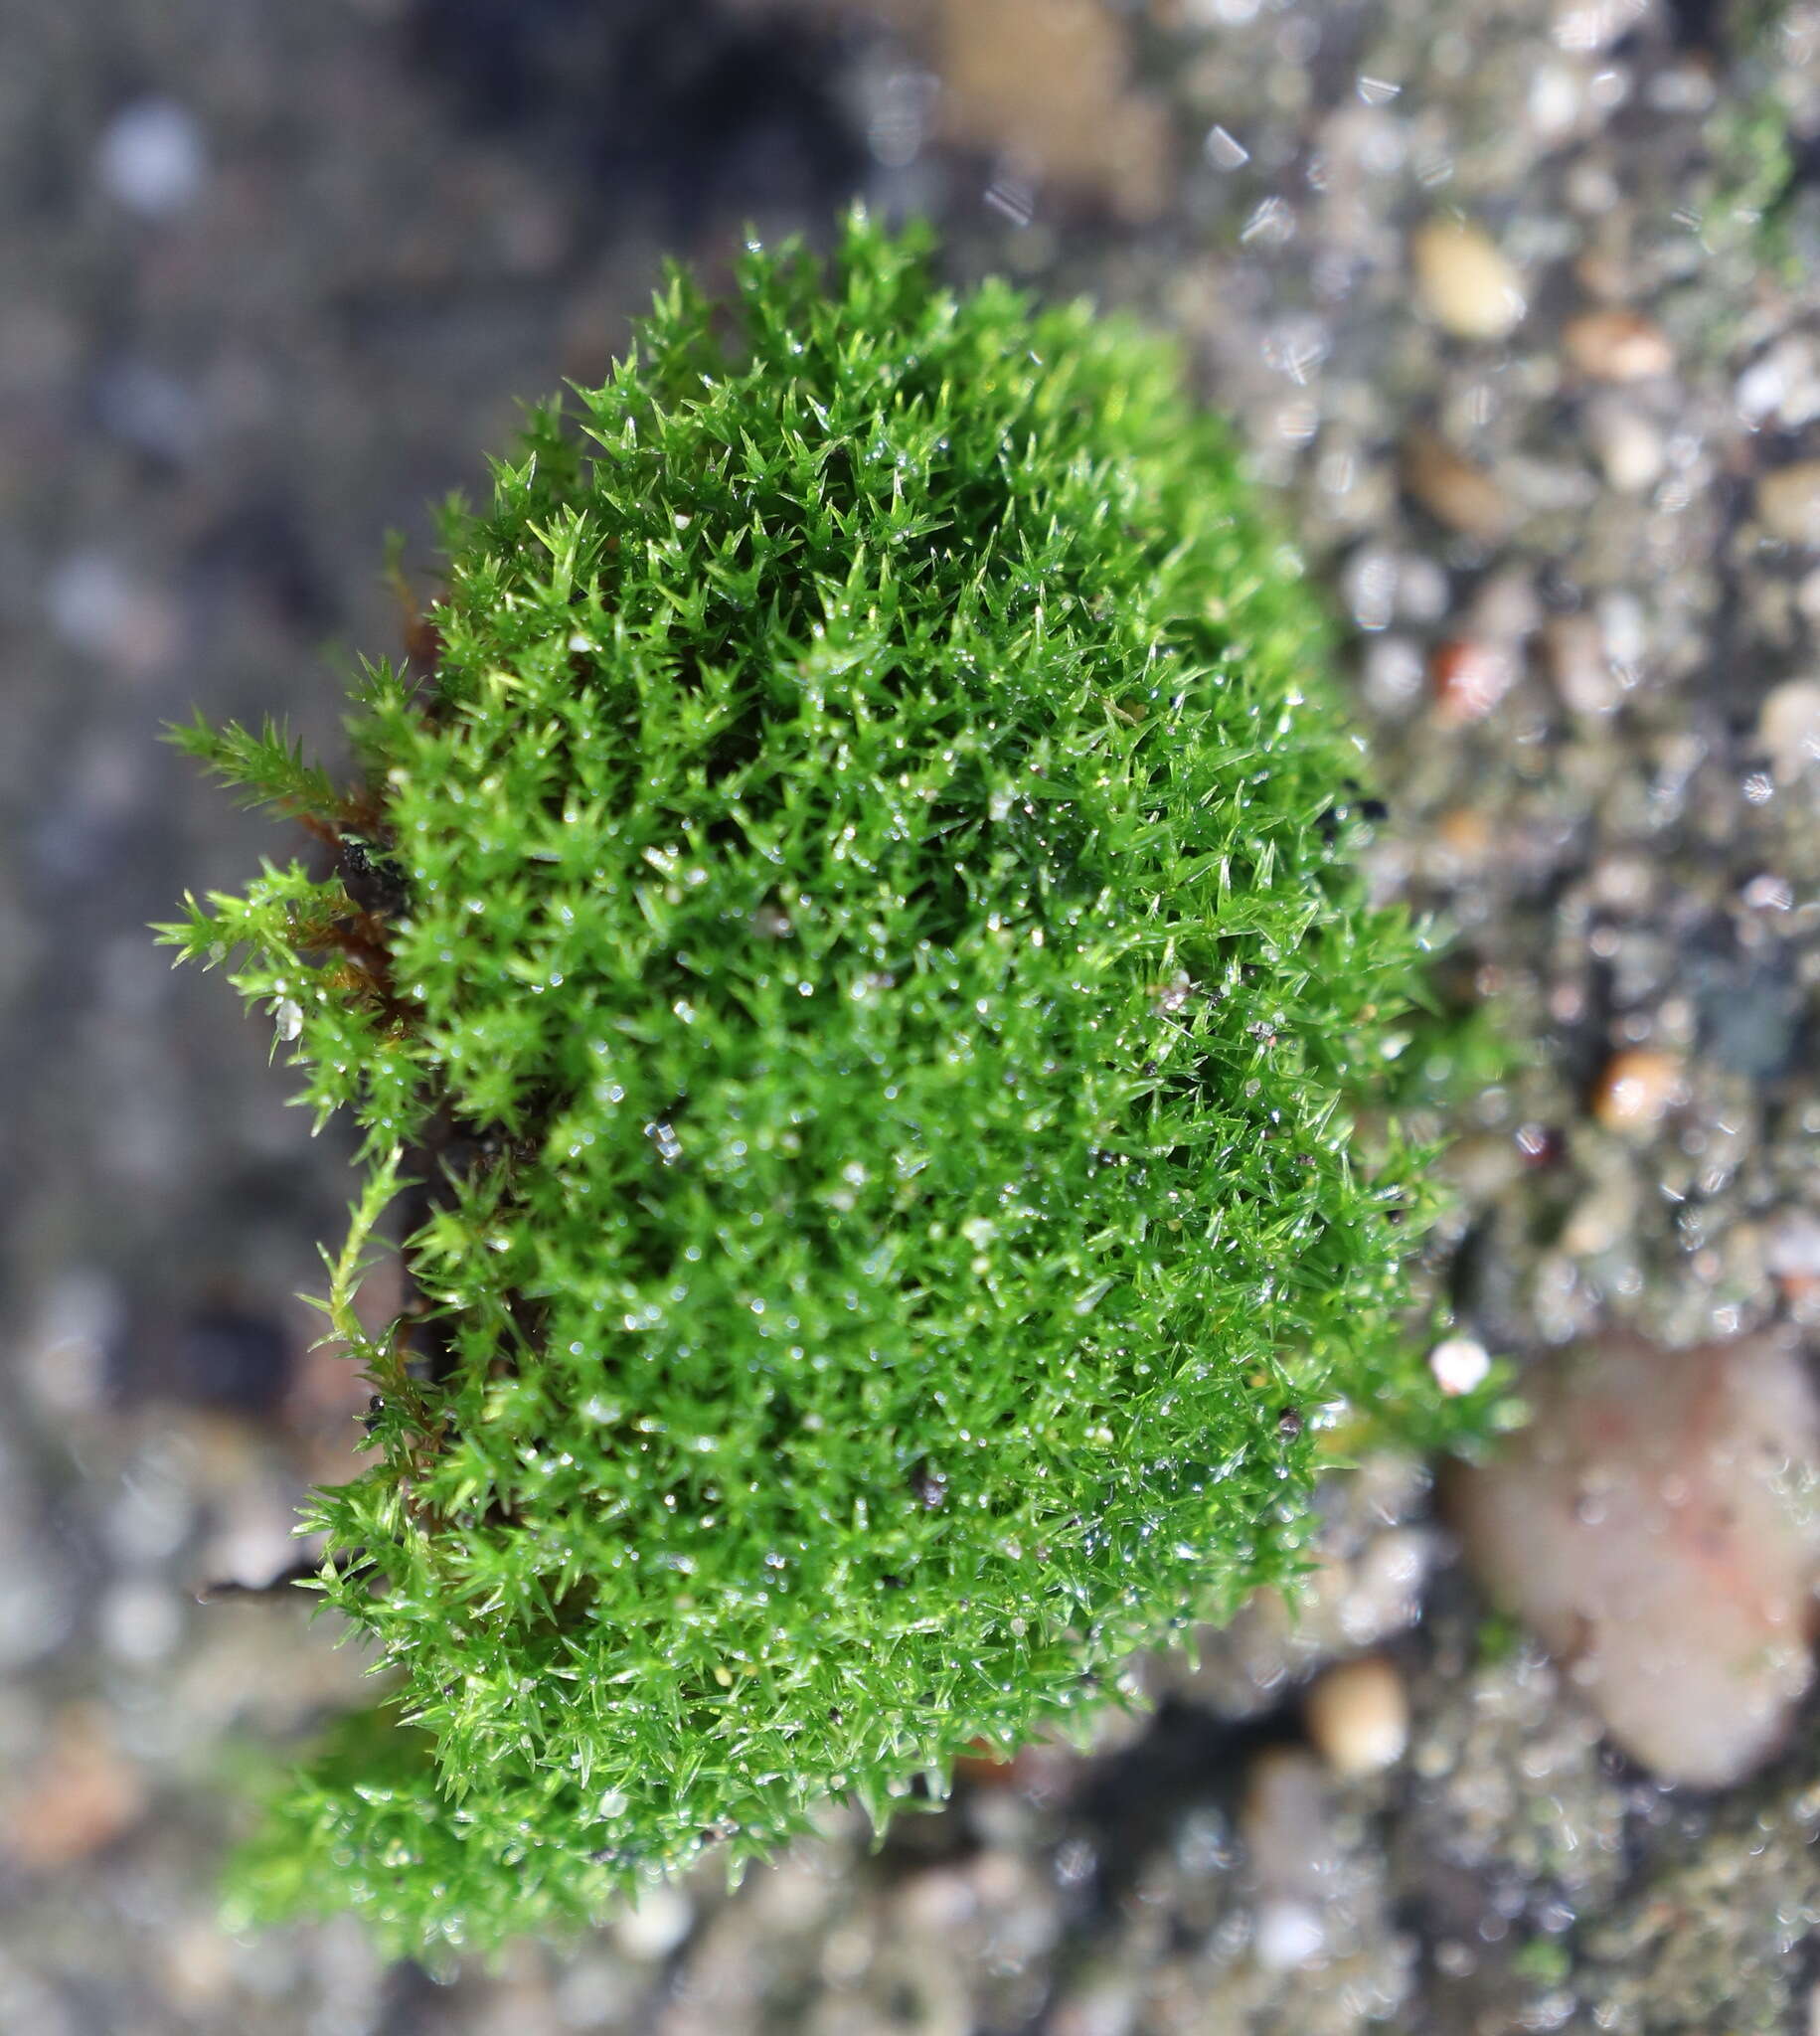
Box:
[159,211,1488,1959]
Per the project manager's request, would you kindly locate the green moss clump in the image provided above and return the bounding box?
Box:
[160,210,1486,1960]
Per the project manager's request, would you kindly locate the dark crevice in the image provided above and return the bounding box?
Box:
[400,0,867,239]
[1662,0,1728,50]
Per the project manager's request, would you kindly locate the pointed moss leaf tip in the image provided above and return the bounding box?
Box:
[170,208,1488,1962]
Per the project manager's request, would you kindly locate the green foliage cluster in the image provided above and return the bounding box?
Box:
[1702,1,1806,280]
[159,211,1489,1961]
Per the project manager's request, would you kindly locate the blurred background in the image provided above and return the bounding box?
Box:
[5,0,1820,2029]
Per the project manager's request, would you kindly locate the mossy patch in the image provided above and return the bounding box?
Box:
[160,210,1491,1960]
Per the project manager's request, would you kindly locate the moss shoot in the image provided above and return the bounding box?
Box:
[159,211,1488,1960]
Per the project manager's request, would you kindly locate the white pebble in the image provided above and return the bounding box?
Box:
[19,1272,117,1420]
[1361,635,1426,715]
[1758,462,1820,548]
[1766,1210,1820,1280]
[1428,1336,1491,1396]
[554,1954,640,2028]
[610,1881,693,1961]
[1597,589,1647,668]
[0,1565,73,1669]
[97,1581,183,1663]
[1341,1527,1432,1644]
[1395,553,1450,624]
[1545,614,1621,717]
[46,550,179,676]
[1740,873,1793,913]
[1341,546,1399,632]
[1585,400,1665,495]
[1737,352,1789,425]
[1758,679,1820,783]
[1552,0,1647,53]
[1737,337,1820,430]
[1528,60,1585,142]
[48,552,138,656]
[1253,1899,1326,1970]
[95,98,207,219]
[1466,564,1544,642]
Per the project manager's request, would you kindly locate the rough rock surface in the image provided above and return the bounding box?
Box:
[1456,1331,1820,1786]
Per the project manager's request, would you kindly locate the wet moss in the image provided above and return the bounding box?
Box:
[160,211,1489,1960]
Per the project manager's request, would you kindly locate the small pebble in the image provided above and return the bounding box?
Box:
[1758,678,1820,783]
[1454,1331,1820,1786]
[1552,0,1648,54]
[1544,613,1621,716]
[1402,427,1513,541]
[1204,124,1248,171]
[1411,219,1527,341]
[1253,1899,1326,1971]
[2,1708,146,1869]
[1343,1527,1433,1645]
[93,359,202,465]
[1584,399,1665,495]
[1241,1747,1334,1951]
[1428,1336,1492,1396]
[1430,637,1518,724]
[1529,59,1587,142]
[1561,1174,1636,1256]
[1737,335,1820,430]
[1361,635,1426,714]
[94,98,207,219]
[610,1881,694,1961]
[162,1920,238,2014]
[1591,1048,1683,1131]
[1341,545,1401,630]
[1429,805,1494,871]
[1465,565,1543,643]
[1564,159,1621,213]
[1737,349,1792,425]
[1765,1209,1820,1281]
[1304,1655,1410,1777]
[1562,308,1673,381]
[1597,588,1646,667]
[1393,551,1451,624]
[1757,462,1820,548]
[1440,1130,1523,1199]
[45,550,180,677]
[1591,851,1655,913]
[96,1581,183,1664]
[1739,872,1793,913]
